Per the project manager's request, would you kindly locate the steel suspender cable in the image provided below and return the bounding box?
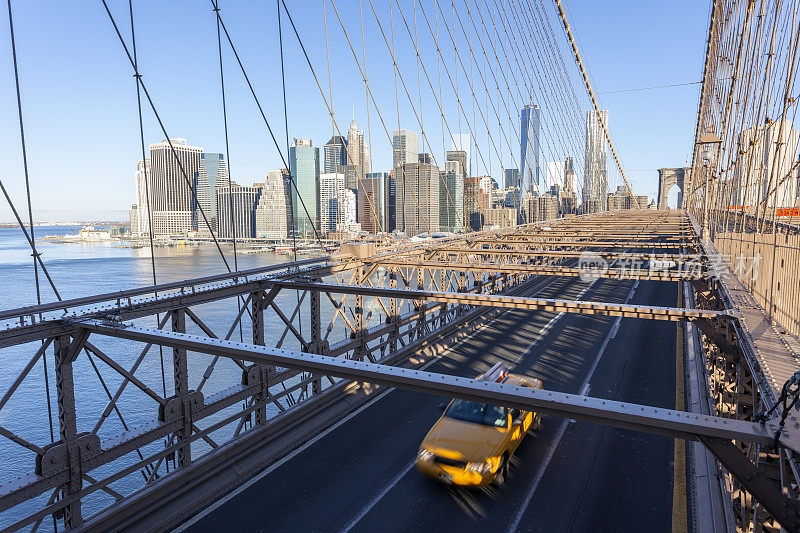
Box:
[553,0,639,208]
[214,1,245,343]
[5,0,55,445]
[127,0,168,401]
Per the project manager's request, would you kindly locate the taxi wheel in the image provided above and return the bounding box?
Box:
[532,413,542,431]
[493,454,509,486]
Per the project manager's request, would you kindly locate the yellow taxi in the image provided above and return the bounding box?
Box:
[415,362,542,487]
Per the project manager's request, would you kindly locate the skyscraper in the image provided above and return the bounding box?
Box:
[504,168,521,189]
[359,172,387,234]
[584,110,609,210]
[289,138,320,239]
[451,134,470,178]
[384,172,396,232]
[255,169,291,240]
[197,153,229,236]
[323,135,347,174]
[134,159,151,236]
[520,105,541,192]
[216,183,260,239]
[149,138,203,236]
[400,161,440,236]
[392,129,419,169]
[346,119,370,189]
[440,160,464,232]
[319,172,348,234]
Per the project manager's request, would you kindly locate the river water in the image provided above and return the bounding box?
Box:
[0,226,328,528]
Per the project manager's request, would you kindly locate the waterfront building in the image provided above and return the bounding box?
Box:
[134,158,151,236]
[584,110,609,210]
[255,169,291,240]
[197,153,229,236]
[216,183,260,239]
[129,204,139,235]
[319,172,349,234]
[149,138,203,236]
[289,138,320,239]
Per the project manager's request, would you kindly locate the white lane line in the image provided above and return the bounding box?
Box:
[341,460,417,533]
[513,280,597,365]
[507,279,639,532]
[173,386,397,532]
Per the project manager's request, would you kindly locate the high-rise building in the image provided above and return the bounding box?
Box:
[418,153,433,164]
[440,161,464,232]
[504,168,521,189]
[399,161,440,236]
[129,204,139,235]
[216,183,260,239]
[446,150,468,180]
[197,153,229,236]
[564,157,576,194]
[521,104,541,191]
[450,134,470,178]
[289,138,320,239]
[320,172,357,234]
[384,172,396,232]
[585,110,609,210]
[359,172,387,234]
[463,176,480,230]
[134,159,151,236]
[255,169,291,240]
[149,138,203,236]
[323,135,348,174]
[484,207,517,228]
[346,119,370,189]
[523,193,558,223]
[392,129,419,169]
[733,120,800,209]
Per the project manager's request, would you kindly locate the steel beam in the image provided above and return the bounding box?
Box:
[75,320,799,452]
[271,281,729,321]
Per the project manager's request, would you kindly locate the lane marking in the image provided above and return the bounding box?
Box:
[339,280,587,531]
[173,386,397,532]
[507,279,639,532]
[513,280,597,365]
[341,460,416,533]
[177,278,561,531]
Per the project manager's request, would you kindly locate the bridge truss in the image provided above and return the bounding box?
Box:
[0,211,799,531]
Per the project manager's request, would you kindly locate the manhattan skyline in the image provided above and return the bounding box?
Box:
[0,1,708,223]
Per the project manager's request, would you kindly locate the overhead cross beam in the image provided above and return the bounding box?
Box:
[270,281,728,321]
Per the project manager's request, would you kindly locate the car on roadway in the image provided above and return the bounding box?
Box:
[415,362,542,487]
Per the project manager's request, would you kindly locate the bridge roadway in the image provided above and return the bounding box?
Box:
[183,274,680,532]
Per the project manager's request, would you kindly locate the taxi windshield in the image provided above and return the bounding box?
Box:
[445,400,508,428]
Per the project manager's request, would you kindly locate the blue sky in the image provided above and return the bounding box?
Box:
[0,0,710,222]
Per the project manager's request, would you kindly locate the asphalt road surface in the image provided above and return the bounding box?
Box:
[184,274,680,532]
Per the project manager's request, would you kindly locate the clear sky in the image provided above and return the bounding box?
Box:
[0,0,710,222]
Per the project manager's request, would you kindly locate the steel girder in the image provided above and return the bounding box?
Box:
[271,280,729,321]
